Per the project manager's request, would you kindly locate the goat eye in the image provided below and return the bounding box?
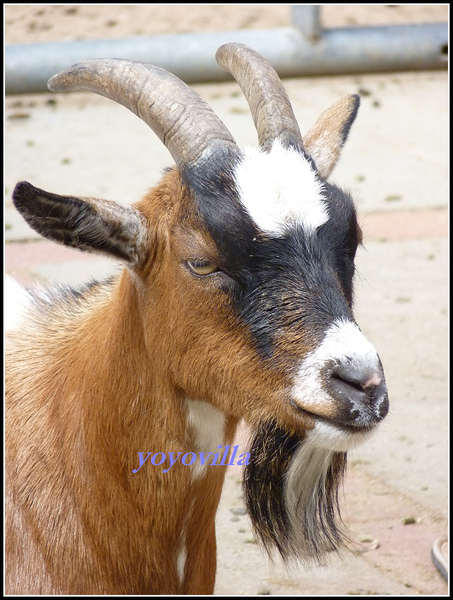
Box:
[186,259,219,276]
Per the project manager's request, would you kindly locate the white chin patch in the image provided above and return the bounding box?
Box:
[234,141,328,236]
[307,419,375,452]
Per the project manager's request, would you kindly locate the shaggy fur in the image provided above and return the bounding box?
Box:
[244,421,348,563]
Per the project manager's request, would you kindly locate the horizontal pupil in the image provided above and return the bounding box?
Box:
[187,260,218,276]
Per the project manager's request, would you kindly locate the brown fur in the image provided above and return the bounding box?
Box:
[5,171,315,594]
[6,65,387,590]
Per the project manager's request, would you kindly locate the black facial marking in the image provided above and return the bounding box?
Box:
[182,147,258,278]
[317,182,361,303]
[183,151,360,365]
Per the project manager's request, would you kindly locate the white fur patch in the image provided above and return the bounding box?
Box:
[292,318,382,418]
[306,419,375,453]
[234,141,328,236]
[284,418,373,543]
[176,528,188,586]
[284,440,333,541]
[184,399,226,479]
[4,276,33,332]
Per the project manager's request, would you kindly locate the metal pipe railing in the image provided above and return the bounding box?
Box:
[5,6,447,95]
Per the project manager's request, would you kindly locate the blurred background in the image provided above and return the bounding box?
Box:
[5,5,448,595]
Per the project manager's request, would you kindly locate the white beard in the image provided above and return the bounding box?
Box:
[243,420,351,563]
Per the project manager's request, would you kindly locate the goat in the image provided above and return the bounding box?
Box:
[5,43,389,595]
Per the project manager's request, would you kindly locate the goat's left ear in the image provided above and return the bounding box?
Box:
[12,181,147,266]
[303,94,360,179]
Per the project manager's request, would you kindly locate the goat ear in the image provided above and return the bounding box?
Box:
[303,94,360,179]
[12,181,147,266]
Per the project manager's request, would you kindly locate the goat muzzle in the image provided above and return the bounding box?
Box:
[325,361,389,430]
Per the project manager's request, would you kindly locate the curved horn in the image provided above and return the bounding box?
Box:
[48,59,237,169]
[216,43,303,152]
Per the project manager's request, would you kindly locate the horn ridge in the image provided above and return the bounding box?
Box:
[48,58,237,169]
[216,43,303,152]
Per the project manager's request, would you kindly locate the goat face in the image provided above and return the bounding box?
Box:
[163,141,388,437]
[164,138,388,562]
[11,44,388,564]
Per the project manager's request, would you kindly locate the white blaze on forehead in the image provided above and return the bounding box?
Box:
[292,318,382,412]
[234,141,328,236]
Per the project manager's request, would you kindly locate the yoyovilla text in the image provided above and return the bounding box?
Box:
[132,444,250,474]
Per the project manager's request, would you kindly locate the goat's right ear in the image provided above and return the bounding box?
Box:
[303,94,360,179]
[12,181,147,266]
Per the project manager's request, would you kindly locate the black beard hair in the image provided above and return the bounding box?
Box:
[243,420,349,564]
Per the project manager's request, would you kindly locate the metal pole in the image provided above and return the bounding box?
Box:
[291,5,322,42]
[5,23,447,95]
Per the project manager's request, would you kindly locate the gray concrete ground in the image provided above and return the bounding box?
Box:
[5,67,448,595]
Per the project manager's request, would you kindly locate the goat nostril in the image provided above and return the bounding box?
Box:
[331,372,363,392]
[328,363,389,423]
[331,364,381,393]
